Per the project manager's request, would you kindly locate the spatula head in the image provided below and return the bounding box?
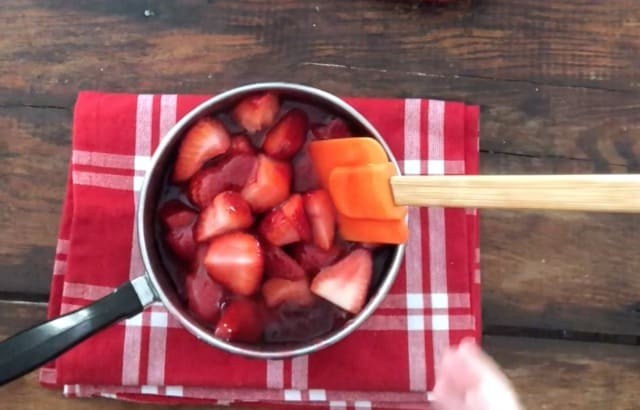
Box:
[308,138,408,245]
[308,137,388,188]
[329,163,406,220]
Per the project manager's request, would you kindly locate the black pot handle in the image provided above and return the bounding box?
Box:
[0,275,156,385]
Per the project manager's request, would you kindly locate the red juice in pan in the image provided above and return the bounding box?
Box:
[154,93,394,345]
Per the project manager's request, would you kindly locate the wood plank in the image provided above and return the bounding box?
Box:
[485,336,640,410]
[1,0,640,108]
[0,106,70,296]
[0,300,47,337]
[2,57,639,167]
[0,334,638,410]
[480,154,640,337]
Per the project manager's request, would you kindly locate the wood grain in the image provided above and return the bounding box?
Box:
[0,333,638,410]
[0,107,70,296]
[1,0,640,102]
[486,336,640,410]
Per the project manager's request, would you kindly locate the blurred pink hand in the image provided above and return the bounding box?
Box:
[432,339,522,410]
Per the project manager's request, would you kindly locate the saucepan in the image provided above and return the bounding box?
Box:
[0,83,407,385]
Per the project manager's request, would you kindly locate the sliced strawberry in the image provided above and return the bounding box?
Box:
[280,193,311,241]
[259,210,299,247]
[259,194,310,246]
[204,232,263,296]
[263,244,306,280]
[291,242,343,274]
[214,298,264,343]
[262,109,309,160]
[311,118,351,140]
[262,278,314,308]
[195,191,253,242]
[310,249,373,314]
[188,153,257,209]
[291,143,321,193]
[303,189,336,250]
[185,263,225,323]
[241,154,291,213]
[230,134,256,155]
[232,92,280,134]
[173,118,231,182]
[160,201,198,261]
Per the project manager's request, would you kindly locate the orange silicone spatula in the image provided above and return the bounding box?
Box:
[309,137,640,244]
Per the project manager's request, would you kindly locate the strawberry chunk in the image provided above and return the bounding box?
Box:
[195,191,253,242]
[204,232,263,296]
[303,189,336,250]
[310,249,373,314]
[230,134,256,155]
[164,228,198,262]
[311,118,351,140]
[214,298,264,343]
[262,278,314,308]
[263,244,306,280]
[291,242,344,274]
[259,194,310,246]
[159,201,198,261]
[241,154,292,213]
[188,153,257,209]
[173,118,231,182]
[185,262,225,323]
[232,92,280,134]
[262,109,309,160]
[281,193,311,241]
[291,143,321,193]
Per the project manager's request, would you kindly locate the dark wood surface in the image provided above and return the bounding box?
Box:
[1,0,639,408]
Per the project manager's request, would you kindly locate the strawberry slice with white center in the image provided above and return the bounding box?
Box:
[291,242,344,274]
[159,200,198,261]
[311,118,351,140]
[185,259,225,323]
[303,189,336,250]
[259,194,311,246]
[310,248,373,314]
[263,244,306,280]
[262,109,309,160]
[232,92,280,134]
[241,154,291,213]
[262,278,314,308]
[204,232,263,296]
[188,153,257,209]
[230,134,257,155]
[173,118,231,182]
[214,298,264,343]
[195,191,253,242]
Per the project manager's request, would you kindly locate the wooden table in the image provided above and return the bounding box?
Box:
[1,0,639,408]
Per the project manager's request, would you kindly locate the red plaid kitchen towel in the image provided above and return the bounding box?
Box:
[40,92,481,409]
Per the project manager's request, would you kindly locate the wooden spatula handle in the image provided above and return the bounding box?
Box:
[390,174,640,212]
